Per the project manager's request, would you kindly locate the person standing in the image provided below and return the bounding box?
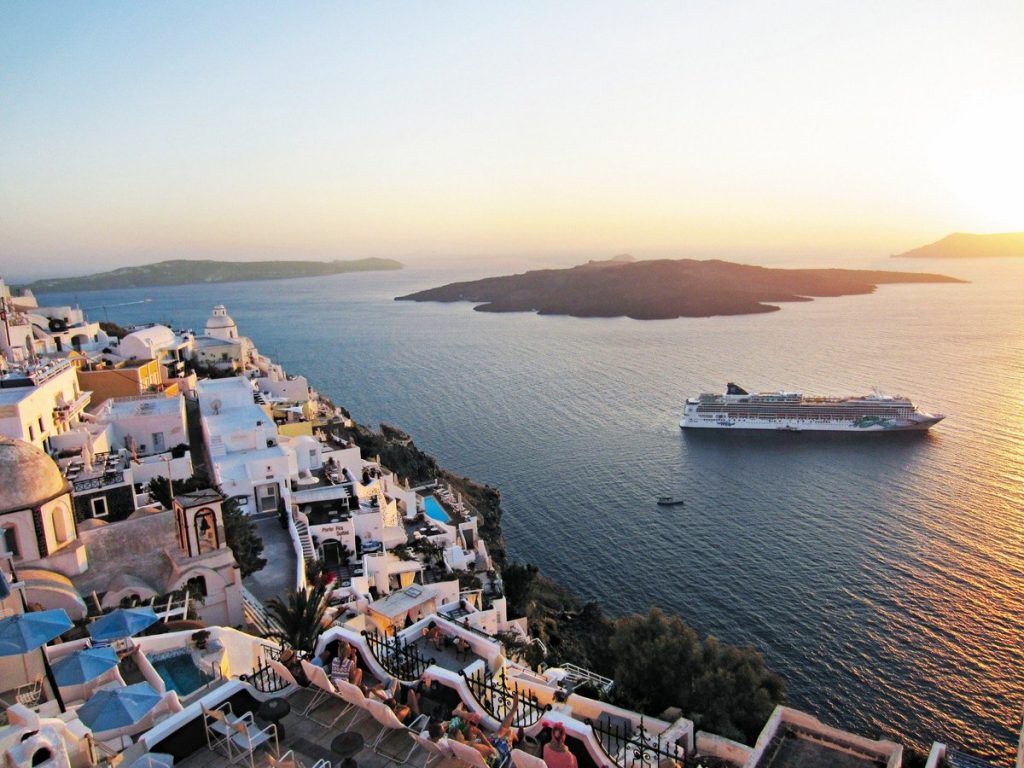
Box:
[543,724,577,768]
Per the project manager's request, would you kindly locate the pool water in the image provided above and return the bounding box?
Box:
[150,651,211,696]
[423,495,450,524]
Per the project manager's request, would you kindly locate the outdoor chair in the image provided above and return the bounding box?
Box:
[268,749,331,768]
[226,713,279,768]
[448,737,493,768]
[301,660,352,727]
[333,678,374,728]
[409,731,454,768]
[511,748,548,768]
[202,701,247,754]
[269,660,316,713]
[15,679,43,708]
[364,698,428,763]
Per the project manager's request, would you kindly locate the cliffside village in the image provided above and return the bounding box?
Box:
[0,277,1009,768]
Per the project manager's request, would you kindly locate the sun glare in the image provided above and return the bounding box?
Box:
[933,107,1024,231]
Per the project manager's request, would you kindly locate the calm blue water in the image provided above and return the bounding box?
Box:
[43,256,1024,763]
[149,651,210,696]
[424,495,452,524]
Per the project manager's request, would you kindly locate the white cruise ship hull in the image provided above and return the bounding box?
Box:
[679,413,944,432]
[681,384,944,433]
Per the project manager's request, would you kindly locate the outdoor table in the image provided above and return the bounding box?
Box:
[258,697,292,741]
[331,731,364,768]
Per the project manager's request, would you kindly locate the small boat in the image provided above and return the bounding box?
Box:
[656,496,685,506]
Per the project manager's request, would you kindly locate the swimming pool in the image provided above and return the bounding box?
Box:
[423,495,450,524]
[149,650,211,696]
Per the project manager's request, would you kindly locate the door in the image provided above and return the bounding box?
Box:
[256,483,279,513]
[152,432,166,453]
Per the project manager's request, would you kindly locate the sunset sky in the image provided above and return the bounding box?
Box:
[1,1,1022,278]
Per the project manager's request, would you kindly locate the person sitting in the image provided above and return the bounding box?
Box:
[370,675,424,725]
[311,639,339,668]
[279,648,309,686]
[453,633,472,657]
[422,620,445,650]
[486,690,520,766]
[543,723,577,768]
[443,697,519,764]
[330,644,363,688]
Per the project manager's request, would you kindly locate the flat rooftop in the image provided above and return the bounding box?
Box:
[756,729,890,768]
[105,394,183,417]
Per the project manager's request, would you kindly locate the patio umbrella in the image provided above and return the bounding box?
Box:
[52,646,119,686]
[88,607,159,642]
[0,608,72,712]
[77,682,162,732]
[0,609,73,656]
[125,753,174,768]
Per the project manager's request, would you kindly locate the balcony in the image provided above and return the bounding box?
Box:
[64,451,130,492]
[53,390,92,421]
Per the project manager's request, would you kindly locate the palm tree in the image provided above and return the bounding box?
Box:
[265,567,330,652]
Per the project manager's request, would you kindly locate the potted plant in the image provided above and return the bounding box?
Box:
[191,630,211,651]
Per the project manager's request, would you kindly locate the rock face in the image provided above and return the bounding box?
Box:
[23,257,403,293]
[396,258,964,320]
[893,232,1024,259]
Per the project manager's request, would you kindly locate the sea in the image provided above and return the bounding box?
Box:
[40,254,1024,763]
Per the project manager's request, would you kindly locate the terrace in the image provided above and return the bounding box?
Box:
[755,729,890,768]
[63,450,130,492]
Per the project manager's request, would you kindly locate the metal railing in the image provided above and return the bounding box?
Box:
[243,643,289,694]
[362,627,435,682]
[587,715,685,768]
[561,662,615,695]
[461,667,548,729]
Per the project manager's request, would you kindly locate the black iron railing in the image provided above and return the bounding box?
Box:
[587,715,685,768]
[243,644,290,693]
[363,627,434,682]
[461,667,548,728]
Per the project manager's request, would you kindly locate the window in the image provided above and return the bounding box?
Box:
[186,575,208,598]
[1,525,18,558]
[38,417,44,434]
[28,425,34,441]
[91,497,109,518]
[193,509,219,552]
[51,505,72,544]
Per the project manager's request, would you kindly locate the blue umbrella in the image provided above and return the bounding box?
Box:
[77,682,162,732]
[52,647,119,686]
[0,609,73,656]
[88,607,159,642]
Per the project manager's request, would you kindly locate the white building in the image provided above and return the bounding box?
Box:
[1,278,111,362]
[93,394,189,458]
[116,325,191,382]
[190,305,256,372]
[0,359,90,451]
[197,377,289,515]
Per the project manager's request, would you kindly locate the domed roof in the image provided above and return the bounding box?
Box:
[206,305,236,329]
[0,437,69,514]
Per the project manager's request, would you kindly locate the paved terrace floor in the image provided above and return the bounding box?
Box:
[176,686,462,768]
[407,636,482,675]
[757,731,888,768]
[245,514,299,605]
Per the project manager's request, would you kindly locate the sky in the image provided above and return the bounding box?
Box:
[1,1,1022,279]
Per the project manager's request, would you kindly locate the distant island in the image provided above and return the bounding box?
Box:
[21,257,403,293]
[396,258,964,320]
[893,232,1024,259]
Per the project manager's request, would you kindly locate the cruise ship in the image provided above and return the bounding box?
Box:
[680,383,945,432]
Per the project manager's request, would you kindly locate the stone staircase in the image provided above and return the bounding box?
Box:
[242,586,284,637]
[293,516,316,561]
[209,433,226,458]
